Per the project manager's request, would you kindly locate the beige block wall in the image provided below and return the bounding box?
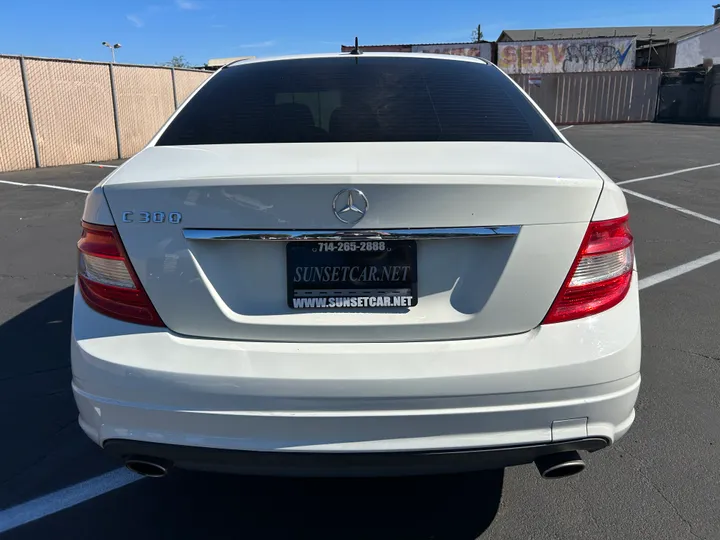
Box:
[114,66,175,157]
[25,59,118,167]
[174,69,212,106]
[0,58,36,172]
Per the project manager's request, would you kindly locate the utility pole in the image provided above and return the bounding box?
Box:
[646,29,655,68]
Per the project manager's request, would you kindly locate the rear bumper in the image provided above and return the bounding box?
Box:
[104,437,609,477]
[71,273,641,473]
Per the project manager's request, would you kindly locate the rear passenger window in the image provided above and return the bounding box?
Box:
[275,91,342,131]
[156,57,560,146]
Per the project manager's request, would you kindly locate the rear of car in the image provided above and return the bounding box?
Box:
[71,53,641,477]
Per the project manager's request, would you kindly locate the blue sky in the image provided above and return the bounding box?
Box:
[0,0,713,66]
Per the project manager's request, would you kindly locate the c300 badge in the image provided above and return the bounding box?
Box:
[121,211,182,224]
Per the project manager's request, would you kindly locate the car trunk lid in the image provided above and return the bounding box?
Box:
[103,141,603,343]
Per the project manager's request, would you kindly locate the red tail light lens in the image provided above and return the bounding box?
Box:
[543,215,634,324]
[77,222,164,327]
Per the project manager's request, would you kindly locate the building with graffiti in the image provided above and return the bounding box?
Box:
[497,37,636,74]
[334,10,720,125]
[338,17,720,76]
[340,41,493,59]
[410,42,493,58]
[496,26,704,73]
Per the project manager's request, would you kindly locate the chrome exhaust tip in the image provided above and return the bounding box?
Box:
[534,450,586,479]
[124,458,171,478]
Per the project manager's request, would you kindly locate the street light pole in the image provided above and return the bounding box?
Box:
[101,42,122,63]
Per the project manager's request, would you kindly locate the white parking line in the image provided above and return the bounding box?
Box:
[559,125,574,131]
[0,468,140,534]
[84,163,118,168]
[639,250,720,290]
[617,162,720,185]
[0,180,89,194]
[621,188,720,227]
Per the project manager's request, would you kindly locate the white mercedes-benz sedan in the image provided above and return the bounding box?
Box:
[71,52,641,479]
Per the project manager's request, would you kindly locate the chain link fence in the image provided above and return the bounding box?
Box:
[174,69,212,106]
[25,58,118,167]
[0,55,212,172]
[114,65,176,158]
[0,57,36,171]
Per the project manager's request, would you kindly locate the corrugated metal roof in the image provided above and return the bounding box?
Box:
[340,41,490,49]
[499,26,703,43]
[341,43,409,48]
[498,34,638,42]
[674,24,720,42]
[340,44,411,52]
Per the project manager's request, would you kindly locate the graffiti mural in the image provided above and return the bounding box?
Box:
[412,42,493,59]
[498,38,635,74]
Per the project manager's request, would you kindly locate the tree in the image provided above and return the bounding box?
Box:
[471,24,484,43]
[162,55,192,68]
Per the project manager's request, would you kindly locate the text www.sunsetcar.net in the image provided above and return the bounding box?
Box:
[292,296,414,309]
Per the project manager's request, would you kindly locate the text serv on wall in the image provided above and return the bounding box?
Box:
[498,37,636,74]
[412,42,493,59]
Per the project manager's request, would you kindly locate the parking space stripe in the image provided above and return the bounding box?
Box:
[559,125,573,131]
[0,468,140,533]
[0,180,28,187]
[84,163,118,168]
[33,184,90,194]
[639,250,720,291]
[617,162,720,185]
[621,188,720,226]
[0,180,89,194]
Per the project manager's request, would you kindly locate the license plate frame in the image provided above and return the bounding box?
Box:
[286,240,418,310]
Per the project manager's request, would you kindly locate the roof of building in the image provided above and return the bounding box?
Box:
[340,41,490,50]
[206,56,256,67]
[674,23,720,42]
[497,26,704,43]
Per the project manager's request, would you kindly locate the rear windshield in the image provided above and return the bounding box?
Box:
[156,57,560,146]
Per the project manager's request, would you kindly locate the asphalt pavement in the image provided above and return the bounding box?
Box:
[1,124,720,539]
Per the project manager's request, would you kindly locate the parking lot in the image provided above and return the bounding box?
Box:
[1,122,719,539]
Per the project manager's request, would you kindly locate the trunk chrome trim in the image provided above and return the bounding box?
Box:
[182,226,521,242]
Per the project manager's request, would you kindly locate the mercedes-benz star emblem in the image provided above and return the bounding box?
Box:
[332,189,369,224]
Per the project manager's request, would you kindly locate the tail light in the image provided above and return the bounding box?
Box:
[543,215,634,324]
[77,222,164,327]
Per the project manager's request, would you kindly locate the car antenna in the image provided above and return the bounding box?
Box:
[349,36,362,56]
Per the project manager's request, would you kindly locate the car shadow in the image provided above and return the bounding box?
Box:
[0,285,74,385]
[10,468,504,539]
[151,469,505,539]
[0,286,119,509]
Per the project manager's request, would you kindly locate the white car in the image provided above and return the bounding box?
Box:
[71,52,641,479]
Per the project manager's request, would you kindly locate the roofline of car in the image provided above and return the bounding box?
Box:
[223,52,490,69]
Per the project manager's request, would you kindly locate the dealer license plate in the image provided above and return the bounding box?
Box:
[286,240,418,310]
